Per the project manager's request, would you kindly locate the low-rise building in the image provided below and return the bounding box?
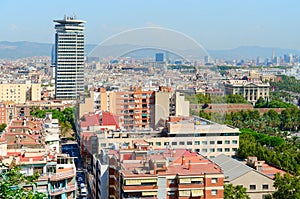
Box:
[213,154,276,199]
[108,148,224,199]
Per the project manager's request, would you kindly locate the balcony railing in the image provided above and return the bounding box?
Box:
[49,185,76,196]
[39,170,75,181]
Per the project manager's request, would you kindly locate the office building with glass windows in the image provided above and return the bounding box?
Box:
[53,16,85,99]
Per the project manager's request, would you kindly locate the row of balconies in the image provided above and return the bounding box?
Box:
[49,184,76,196]
[39,170,76,182]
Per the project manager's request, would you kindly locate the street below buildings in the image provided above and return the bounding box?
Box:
[62,141,90,199]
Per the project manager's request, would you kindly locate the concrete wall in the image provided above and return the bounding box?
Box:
[231,170,275,199]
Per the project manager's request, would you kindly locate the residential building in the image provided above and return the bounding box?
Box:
[82,115,239,159]
[0,114,77,198]
[224,80,270,104]
[108,88,155,130]
[78,87,190,130]
[0,82,41,103]
[213,154,276,199]
[246,156,286,179]
[108,148,224,199]
[0,102,6,125]
[170,92,190,117]
[91,151,109,199]
[54,16,85,99]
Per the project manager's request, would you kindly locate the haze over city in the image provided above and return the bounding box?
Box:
[0,1,299,199]
[1,0,300,50]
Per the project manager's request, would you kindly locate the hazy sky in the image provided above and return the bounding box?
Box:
[1,0,300,50]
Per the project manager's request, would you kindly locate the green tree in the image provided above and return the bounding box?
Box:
[224,184,250,199]
[272,173,300,199]
[0,123,7,132]
[226,94,248,104]
[0,166,46,199]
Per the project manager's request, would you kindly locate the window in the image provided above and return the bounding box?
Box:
[195,141,200,145]
[217,148,222,152]
[232,148,237,152]
[168,191,176,196]
[168,179,176,184]
[210,141,215,145]
[156,142,161,146]
[211,178,217,183]
[202,141,207,145]
[217,140,222,144]
[250,185,256,190]
[171,141,177,146]
[187,141,192,145]
[100,143,106,147]
[210,148,215,152]
[179,141,185,145]
[164,142,169,146]
[262,184,269,190]
[232,140,238,144]
[225,148,230,152]
[211,190,217,195]
[225,140,230,144]
[202,148,207,153]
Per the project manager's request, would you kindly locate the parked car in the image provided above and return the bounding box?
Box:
[81,187,87,196]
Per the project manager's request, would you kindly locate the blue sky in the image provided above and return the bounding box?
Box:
[1,0,300,50]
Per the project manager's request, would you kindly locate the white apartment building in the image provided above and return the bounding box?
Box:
[95,116,240,158]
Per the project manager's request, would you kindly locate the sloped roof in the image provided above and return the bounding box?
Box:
[212,154,252,181]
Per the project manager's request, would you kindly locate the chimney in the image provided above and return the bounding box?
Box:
[188,160,191,170]
[181,156,185,166]
[154,163,157,174]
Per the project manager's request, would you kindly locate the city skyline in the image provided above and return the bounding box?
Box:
[1,0,300,50]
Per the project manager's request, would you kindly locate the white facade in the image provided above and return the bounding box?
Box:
[54,16,85,99]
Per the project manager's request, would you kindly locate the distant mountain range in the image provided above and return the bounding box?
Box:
[1,41,300,60]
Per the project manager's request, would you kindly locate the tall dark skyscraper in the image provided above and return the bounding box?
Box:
[53,16,85,99]
[155,53,164,62]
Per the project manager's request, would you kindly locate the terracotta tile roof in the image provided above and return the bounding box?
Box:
[80,114,100,127]
[80,111,120,130]
[116,149,223,177]
[260,163,286,179]
[101,112,120,129]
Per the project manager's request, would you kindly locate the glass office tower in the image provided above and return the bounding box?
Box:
[54,16,85,99]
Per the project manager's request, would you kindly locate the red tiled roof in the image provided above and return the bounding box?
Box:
[101,112,120,129]
[80,111,120,130]
[80,114,100,127]
[260,163,286,179]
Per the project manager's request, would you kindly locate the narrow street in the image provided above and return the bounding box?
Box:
[61,141,89,199]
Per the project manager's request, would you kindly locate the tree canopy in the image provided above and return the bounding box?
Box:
[0,166,46,199]
[224,184,250,199]
[255,97,295,108]
[272,173,300,199]
[185,93,249,104]
[30,107,76,140]
[271,75,300,93]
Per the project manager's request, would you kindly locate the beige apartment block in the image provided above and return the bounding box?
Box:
[0,83,41,104]
[0,84,27,103]
[30,83,41,101]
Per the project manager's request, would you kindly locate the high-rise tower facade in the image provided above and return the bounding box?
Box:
[54,16,85,99]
